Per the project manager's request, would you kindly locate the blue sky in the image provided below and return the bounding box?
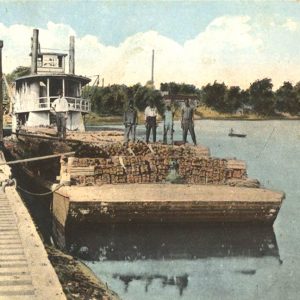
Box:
[1,1,299,46]
[1,1,300,88]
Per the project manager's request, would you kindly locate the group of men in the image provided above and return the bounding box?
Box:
[50,90,197,146]
[123,98,197,146]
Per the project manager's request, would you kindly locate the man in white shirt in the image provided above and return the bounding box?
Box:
[51,90,69,140]
[144,101,158,143]
[163,105,174,144]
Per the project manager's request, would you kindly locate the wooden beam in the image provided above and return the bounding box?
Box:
[0,151,75,166]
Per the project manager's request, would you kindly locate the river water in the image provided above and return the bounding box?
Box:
[68,120,300,300]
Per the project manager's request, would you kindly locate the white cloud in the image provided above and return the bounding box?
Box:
[0,16,299,89]
[282,18,299,31]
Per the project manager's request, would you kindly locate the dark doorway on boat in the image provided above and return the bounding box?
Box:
[49,78,63,99]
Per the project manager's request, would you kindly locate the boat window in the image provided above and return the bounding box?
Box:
[58,56,63,68]
[39,80,47,98]
[49,78,63,98]
[37,56,42,67]
[65,79,80,97]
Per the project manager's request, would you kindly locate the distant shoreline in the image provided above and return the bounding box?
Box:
[85,114,300,126]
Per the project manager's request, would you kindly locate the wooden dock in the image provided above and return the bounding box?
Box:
[0,154,65,299]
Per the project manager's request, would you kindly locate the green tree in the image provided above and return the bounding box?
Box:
[249,78,275,115]
[134,86,164,115]
[201,81,227,112]
[275,81,299,115]
[5,66,31,83]
[224,86,242,113]
[160,82,197,95]
[292,82,300,115]
[83,83,164,116]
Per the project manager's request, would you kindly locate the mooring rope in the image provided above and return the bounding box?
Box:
[256,127,276,159]
[16,183,65,197]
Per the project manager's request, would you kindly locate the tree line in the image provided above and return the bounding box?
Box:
[82,83,165,116]
[86,78,300,117]
[5,67,300,117]
[200,79,300,116]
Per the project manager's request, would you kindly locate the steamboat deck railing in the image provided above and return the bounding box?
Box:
[14,96,90,113]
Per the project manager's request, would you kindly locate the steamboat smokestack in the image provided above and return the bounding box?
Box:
[151,49,154,84]
[69,36,75,74]
[31,29,39,74]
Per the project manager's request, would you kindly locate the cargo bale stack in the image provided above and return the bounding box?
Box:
[65,143,247,186]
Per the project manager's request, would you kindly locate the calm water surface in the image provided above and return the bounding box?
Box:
[70,120,300,300]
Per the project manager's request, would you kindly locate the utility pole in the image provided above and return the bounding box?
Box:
[151,49,154,85]
[0,40,3,144]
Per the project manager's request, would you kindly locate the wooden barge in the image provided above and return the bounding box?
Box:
[4,125,284,249]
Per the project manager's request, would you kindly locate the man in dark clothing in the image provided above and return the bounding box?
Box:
[181,98,197,146]
[123,101,138,142]
[144,101,158,143]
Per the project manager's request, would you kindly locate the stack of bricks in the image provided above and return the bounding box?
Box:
[68,143,247,186]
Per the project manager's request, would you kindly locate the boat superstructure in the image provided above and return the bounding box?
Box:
[12,29,91,132]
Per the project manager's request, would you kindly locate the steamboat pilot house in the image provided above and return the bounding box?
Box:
[13,29,91,132]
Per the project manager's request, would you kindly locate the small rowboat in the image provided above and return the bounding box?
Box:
[228,132,247,138]
[229,129,246,138]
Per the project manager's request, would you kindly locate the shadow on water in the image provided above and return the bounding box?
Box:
[66,223,281,296]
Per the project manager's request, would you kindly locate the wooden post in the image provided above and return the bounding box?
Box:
[62,78,65,97]
[0,40,3,143]
[69,36,75,74]
[47,78,50,108]
[31,29,39,74]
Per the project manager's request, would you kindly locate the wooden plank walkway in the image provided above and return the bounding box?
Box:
[0,153,65,299]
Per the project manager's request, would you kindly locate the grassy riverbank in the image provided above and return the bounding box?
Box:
[85,108,300,126]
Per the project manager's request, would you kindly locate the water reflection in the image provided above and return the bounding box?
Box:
[112,273,188,295]
[67,223,280,261]
[67,224,281,298]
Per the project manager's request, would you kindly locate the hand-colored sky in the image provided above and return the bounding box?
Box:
[1,1,300,88]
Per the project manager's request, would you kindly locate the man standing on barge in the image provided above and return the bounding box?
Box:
[181,98,197,146]
[163,105,174,144]
[51,90,69,140]
[144,100,158,143]
[123,100,138,143]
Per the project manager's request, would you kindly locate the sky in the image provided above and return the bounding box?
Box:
[0,0,300,88]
